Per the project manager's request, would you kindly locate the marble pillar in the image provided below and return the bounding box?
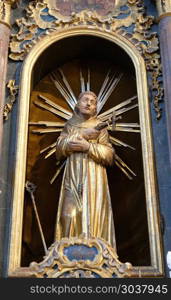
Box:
[156,0,171,165]
[154,0,171,278]
[0,1,18,156]
[0,26,10,157]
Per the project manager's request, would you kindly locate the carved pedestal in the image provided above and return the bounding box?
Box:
[11,238,133,278]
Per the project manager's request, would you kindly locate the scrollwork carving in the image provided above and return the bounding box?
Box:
[28,238,133,278]
[3,80,19,121]
[9,0,163,117]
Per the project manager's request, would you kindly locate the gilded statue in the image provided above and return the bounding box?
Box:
[55,91,116,249]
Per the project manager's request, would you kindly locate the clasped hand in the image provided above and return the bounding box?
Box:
[67,136,90,152]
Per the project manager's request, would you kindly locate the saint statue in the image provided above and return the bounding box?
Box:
[55,91,116,249]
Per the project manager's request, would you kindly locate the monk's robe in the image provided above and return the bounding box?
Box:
[55,112,116,249]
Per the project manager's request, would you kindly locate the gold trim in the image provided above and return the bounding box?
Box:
[0,0,19,27]
[157,12,171,21]
[0,2,11,27]
[7,27,164,277]
[9,2,163,117]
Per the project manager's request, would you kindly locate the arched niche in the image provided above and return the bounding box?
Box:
[8,28,164,277]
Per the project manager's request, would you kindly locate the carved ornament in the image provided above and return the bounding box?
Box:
[28,238,133,278]
[3,80,19,121]
[9,0,163,118]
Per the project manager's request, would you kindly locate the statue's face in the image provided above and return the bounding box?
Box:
[77,94,97,118]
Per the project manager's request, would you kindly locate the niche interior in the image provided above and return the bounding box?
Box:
[8,32,163,277]
[22,35,149,266]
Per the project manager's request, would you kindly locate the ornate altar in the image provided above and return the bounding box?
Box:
[0,0,166,278]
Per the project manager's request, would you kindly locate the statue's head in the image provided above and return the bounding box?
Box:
[75,91,97,118]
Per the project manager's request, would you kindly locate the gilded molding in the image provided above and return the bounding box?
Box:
[0,1,11,28]
[9,0,157,60]
[0,0,19,28]
[9,0,163,118]
[3,80,19,121]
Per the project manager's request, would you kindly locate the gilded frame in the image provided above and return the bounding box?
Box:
[7,27,164,277]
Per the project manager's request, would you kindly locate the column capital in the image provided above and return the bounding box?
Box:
[5,0,20,7]
[0,0,19,28]
[155,0,171,19]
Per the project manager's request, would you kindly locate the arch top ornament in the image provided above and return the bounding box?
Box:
[9,0,163,118]
[9,0,158,61]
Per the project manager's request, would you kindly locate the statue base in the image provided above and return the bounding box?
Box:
[28,237,132,278]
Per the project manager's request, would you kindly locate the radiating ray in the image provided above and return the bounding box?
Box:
[38,94,72,117]
[110,138,125,147]
[115,154,136,177]
[97,72,123,113]
[50,161,66,184]
[97,70,110,101]
[50,73,75,110]
[98,73,116,103]
[99,103,138,122]
[51,73,72,102]
[31,128,62,134]
[113,128,140,133]
[114,104,138,117]
[29,121,65,127]
[98,95,137,119]
[45,147,56,159]
[112,122,140,133]
[80,69,86,92]
[108,123,140,133]
[58,68,77,104]
[87,68,90,91]
[109,136,135,150]
[99,73,119,102]
[115,160,133,180]
[40,142,56,154]
[116,123,140,128]
[34,100,70,120]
